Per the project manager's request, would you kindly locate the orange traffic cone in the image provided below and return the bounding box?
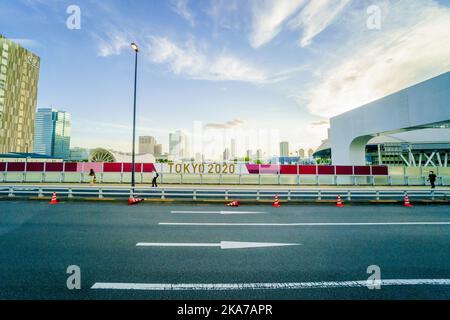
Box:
[49,192,59,205]
[129,196,144,205]
[404,194,413,207]
[226,200,239,207]
[336,195,344,208]
[273,194,281,208]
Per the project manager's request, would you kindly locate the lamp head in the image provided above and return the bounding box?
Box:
[131,42,139,52]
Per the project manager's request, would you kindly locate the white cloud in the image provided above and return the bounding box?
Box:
[249,0,306,48]
[147,36,268,83]
[304,1,450,118]
[95,28,132,57]
[288,0,352,47]
[249,0,351,48]
[172,0,196,27]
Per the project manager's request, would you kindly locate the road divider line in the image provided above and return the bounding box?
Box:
[136,241,301,250]
[171,211,266,215]
[91,279,450,291]
[159,222,450,227]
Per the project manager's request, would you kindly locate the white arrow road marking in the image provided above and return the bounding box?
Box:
[91,279,450,291]
[159,222,450,227]
[171,211,266,215]
[136,241,300,250]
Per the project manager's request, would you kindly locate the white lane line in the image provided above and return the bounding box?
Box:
[136,241,301,249]
[91,279,450,291]
[159,222,450,227]
[171,211,266,215]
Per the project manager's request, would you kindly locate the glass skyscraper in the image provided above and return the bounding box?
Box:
[33,108,71,159]
[0,35,40,154]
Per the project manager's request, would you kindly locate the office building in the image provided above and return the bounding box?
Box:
[0,35,40,154]
[169,130,190,160]
[256,149,263,160]
[33,108,71,159]
[230,139,236,159]
[280,141,289,157]
[298,149,305,158]
[154,144,162,157]
[139,136,156,154]
[223,148,231,161]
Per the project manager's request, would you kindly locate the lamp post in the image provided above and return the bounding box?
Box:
[131,42,139,188]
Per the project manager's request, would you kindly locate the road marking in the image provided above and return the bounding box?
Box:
[91,279,450,291]
[171,211,266,215]
[159,222,450,227]
[136,241,300,250]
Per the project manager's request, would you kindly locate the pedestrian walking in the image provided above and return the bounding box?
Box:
[89,169,97,185]
[427,171,437,189]
[151,170,159,188]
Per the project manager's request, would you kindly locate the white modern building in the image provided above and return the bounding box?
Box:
[330,71,450,165]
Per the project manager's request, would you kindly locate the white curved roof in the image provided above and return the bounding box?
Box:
[89,148,156,163]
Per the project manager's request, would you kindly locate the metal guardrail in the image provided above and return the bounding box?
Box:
[0,185,448,202]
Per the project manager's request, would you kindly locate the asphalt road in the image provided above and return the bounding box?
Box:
[0,201,449,300]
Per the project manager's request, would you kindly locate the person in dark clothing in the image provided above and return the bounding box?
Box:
[89,169,97,185]
[151,170,159,188]
[428,171,437,189]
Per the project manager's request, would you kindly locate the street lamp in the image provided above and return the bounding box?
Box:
[131,42,139,188]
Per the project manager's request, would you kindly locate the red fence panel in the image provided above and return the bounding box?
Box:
[64,163,78,172]
[45,162,64,172]
[245,164,260,174]
[317,166,335,175]
[123,163,142,173]
[6,162,25,172]
[354,166,371,175]
[335,166,353,175]
[280,165,297,175]
[299,165,317,175]
[260,165,279,174]
[0,163,6,172]
[26,162,45,172]
[104,163,122,173]
[372,166,389,175]
[143,163,156,173]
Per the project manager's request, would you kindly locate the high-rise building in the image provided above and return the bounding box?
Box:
[33,108,71,159]
[256,149,263,160]
[298,149,305,158]
[230,139,236,159]
[0,35,40,154]
[223,148,231,161]
[308,148,315,158]
[280,141,289,157]
[169,130,190,160]
[139,136,156,154]
[154,144,162,157]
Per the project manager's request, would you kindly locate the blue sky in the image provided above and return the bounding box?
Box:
[1,0,450,157]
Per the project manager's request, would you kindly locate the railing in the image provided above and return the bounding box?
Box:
[0,185,448,202]
[0,162,448,186]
